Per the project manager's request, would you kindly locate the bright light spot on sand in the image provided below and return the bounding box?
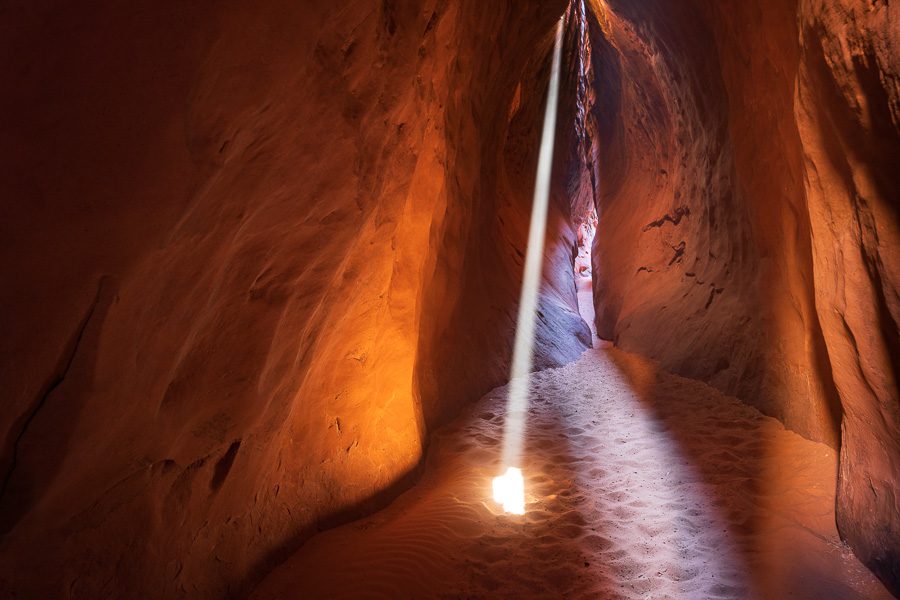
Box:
[492,467,525,515]
[494,19,564,514]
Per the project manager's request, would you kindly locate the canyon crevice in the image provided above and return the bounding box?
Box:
[0,0,897,597]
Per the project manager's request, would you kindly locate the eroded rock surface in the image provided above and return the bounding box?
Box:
[583,0,899,592]
[0,1,588,596]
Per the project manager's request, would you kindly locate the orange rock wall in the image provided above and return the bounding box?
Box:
[585,0,899,591]
[795,0,899,589]
[0,1,589,596]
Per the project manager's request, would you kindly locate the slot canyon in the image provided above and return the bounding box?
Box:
[1,0,898,597]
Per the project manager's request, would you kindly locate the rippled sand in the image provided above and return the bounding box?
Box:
[252,283,890,599]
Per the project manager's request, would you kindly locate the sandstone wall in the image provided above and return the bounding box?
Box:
[0,1,586,596]
[586,0,898,591]
[795,0,899,589]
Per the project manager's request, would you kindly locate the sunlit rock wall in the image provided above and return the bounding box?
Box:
[585,0,898,592]
[0,0,588,596]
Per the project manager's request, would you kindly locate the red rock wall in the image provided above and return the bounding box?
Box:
[0,1,589,596]
[585,0,898,592]
[795,0,899,589]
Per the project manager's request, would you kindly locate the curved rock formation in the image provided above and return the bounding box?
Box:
[584,0,899,592]
[0,0,588,596]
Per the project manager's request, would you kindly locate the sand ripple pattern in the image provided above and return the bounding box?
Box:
[254,292,890,599]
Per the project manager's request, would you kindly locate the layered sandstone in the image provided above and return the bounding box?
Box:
[0,1,587,596]
[584,0,898,592]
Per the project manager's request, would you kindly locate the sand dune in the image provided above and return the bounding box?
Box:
[252,281,890,599]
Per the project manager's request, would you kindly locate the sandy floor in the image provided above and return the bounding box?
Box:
[252,278,891,599]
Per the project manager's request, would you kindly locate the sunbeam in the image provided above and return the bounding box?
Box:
[493,17,565,515]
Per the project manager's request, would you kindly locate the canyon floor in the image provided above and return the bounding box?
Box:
[252,278,891,599]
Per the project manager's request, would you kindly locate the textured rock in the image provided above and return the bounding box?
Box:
[0,0,587,596]
[583,0,898,592]
[795,0,899,590]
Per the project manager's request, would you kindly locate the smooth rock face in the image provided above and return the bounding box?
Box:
[585,0,898,592]
[0,0,587,596]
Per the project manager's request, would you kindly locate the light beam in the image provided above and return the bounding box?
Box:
[493,17,565,514]
[492,467,526,515]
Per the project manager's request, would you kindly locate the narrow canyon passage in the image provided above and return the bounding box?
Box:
[1,0,898,597]
[253,289,889,599]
